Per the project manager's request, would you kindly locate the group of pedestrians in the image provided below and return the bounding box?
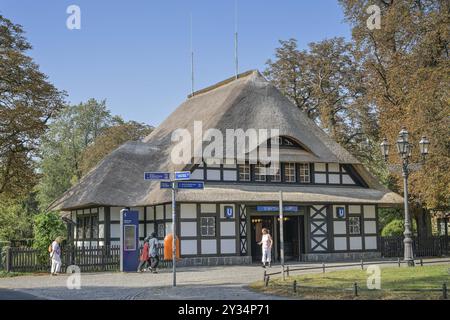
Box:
[137,232,160,273]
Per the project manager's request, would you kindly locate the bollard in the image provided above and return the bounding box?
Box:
[264,275,270,287]
[322,263,325,273]
[397,257,401,267]
[443,283,448,300]
[286,266,289,277]
[360,259,364,270]
[293,280,297,293]
[420,259,423,267]
[354,282,358,297]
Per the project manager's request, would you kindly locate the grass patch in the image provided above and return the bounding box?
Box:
[249,265,450,300]
[0,270,32,278]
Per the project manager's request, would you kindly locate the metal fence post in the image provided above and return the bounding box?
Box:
[286,266,289,277]
[6,247,11,273]
[360,259,364,270]
[293,280,297,293]
[322,263,325,273]
[420,258,423,267]
[443,283,447,300]
[354,282,358,297]
[397,257,401,267]
[264,275,270,287]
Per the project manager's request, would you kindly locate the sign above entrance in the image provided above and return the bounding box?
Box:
[256,206,299,212]
[144,172,170,180]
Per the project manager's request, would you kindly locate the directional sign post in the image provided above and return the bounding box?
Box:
[145,170,204,287]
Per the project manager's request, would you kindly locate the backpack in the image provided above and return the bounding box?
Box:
[48,243,53,253]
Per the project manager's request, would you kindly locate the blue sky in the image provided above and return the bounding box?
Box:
[1,0,351,126]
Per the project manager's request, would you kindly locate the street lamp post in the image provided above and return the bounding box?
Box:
[380,128,430,267]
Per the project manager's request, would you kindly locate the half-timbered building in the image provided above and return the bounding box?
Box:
[50,70,403,264]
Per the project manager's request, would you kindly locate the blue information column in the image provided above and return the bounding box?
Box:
[120,209,139,272]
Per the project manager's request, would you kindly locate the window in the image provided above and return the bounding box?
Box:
[270,164,281,182]
[284,163,296,183]
[239,163,250,181]
[76,214,98,239]
[254,163,267,182]
[299,163,310,183]
[201,217,216,236]
[157,223,165,238]
[349,217,361,235]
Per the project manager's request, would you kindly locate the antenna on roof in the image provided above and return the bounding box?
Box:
[190,13,195,96]
[234,0,239,79]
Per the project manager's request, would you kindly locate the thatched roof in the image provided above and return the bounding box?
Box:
[49,70,403,211]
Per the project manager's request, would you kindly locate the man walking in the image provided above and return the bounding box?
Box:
[148,232,160,273]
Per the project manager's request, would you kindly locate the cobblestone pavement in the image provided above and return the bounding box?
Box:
[1,259,448,300]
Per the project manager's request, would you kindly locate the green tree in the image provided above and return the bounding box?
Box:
[37,99,112,209]
[339,0,450,235]
[264,38,383,179]
[382,219,417,237]
[32,211,66,259]
[0,15,65,201]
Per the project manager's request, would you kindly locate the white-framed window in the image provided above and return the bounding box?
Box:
[349,217,361,235]
[284,162,296,183]
[200,217,216,237]
[299,163,310,183]
[270,164,281,182]
[238,163,250,181]
[254,163,267,182]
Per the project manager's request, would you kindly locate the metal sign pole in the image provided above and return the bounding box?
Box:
[172,181,177,287]
[279,191,285,280]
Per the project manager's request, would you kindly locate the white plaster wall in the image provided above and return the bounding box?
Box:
[314,173,326,183]
[314,163,326,171]
[155,205,164,220]
[363,205,376,219]
[328,163,340,172]
[349,237,362,250]
[365,236,377,250]
[146,207,155,221]
[181,222,197,237]
[206,169,221,180]
[180,203,197,219]
[333,221,346,235]
[201,240,217,254]
[349,205,361,214]
[364,221,377,234]
[111,224,120,238]
[110,207,121,221]
[181,240,197,255]
[191,169,204,180]
[223,170,237,181]
[221,239,236,254]
[342,174,355,184]
[201,203,216,213]
[329,174,340,184]
[220,222,235,236]
[139,224,144,238]
[334,237,347,250]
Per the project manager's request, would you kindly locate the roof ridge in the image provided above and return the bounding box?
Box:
[187,69,260,99]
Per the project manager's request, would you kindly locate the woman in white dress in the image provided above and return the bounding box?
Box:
[258,228,273,268]
[50,236,63,276]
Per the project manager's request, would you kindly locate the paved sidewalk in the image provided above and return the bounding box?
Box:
[0,258,448,300]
